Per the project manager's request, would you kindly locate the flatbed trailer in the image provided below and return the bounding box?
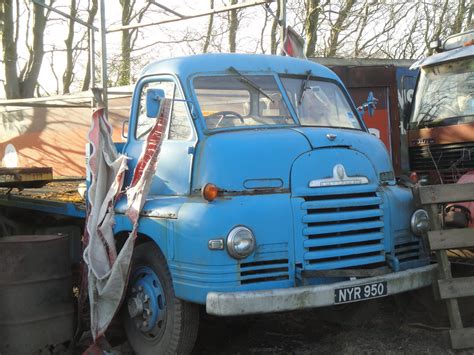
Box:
[0,181,86,219]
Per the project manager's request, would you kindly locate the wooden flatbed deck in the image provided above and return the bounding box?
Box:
[0,180,86,218]
[0,167,53,188]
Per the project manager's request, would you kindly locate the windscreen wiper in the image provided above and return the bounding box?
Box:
[228,66,274,102]
[298,70,312,105]
[416,97,450,128]
[416,113,434,128]
[416,106,438,128]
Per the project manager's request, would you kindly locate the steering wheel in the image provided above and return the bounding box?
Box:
[207,111,244,128]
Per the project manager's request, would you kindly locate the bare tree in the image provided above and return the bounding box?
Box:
[422,0,450,54]
[304,0,326,57]
[451,0,468,33]
[82,0,98,91]
[466,2,473,30]
[259,7,269,54]
[117,0,151,86]
[1,0,53,98]
[0,0,20,98]
[348,1,419,59]
[203,0,215,53]
[229,0,239,52]
[326,0,357,57]
[353,0,370,57]
[118,0,133,86]
[62,0,78,94]
[270,1,281,54]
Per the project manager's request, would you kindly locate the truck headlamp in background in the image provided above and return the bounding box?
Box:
[411,209,430,236]
[227,226,256,259]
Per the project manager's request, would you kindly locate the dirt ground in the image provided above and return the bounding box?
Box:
[86,264,474,355]
[191,287,474,355]
[85,286,474,355]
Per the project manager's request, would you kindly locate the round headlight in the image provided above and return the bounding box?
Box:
[227,226,256,259]
[411,209,430,236]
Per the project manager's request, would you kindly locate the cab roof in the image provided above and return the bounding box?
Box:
[410,44,474,69]
[140,53,341,82]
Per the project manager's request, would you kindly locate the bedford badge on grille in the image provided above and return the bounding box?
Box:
[309,164,369,187]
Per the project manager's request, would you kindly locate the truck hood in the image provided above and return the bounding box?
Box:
[192,128,310,192]
[192,127,394,193]
[291,127,394,177]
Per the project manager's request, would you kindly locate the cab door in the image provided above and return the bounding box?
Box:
[123,75,197,195]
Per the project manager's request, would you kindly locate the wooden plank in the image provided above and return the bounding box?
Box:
[428,229,474,250]
[438,276,474,299]
[428,204,442,231]
[419,183,474,204]
[450,327,474,349]
[0,167,53,188]
[435,251,464,329]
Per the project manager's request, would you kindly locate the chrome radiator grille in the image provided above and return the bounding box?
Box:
[240,259,289,285]
[394,240,422,262]
[301,191,386,270]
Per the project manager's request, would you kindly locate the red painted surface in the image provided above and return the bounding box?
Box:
[351,87,392,156]
[457,171,474,227]
[362,108,391,153]
[0,97,130,177]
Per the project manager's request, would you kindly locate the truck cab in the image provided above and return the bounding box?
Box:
[407,30,474,184]
[113,54,436,354]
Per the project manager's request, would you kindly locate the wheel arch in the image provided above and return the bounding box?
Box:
[114,229,170,265]
[114,213,171,251]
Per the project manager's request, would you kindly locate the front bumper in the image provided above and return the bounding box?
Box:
[206,264,437,316]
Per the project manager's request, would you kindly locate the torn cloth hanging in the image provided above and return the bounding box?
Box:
[83,100,170,341]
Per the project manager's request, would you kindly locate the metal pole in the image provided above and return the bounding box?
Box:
[98,0,108,113]
[278,0,286,51]
[31,0,98,30]
[149,1,186,18]
[89,28,96,108]
[108,0,274,33]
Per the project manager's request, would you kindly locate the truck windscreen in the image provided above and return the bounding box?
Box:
[410,58,474,129]
[193,75,295,130]
[281,77,362,130]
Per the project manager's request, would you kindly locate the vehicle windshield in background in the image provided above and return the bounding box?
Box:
[410,58,474,129]
[193,75,295,130]
[281,77,362,129]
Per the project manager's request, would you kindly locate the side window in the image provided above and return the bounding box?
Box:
[136,81,175,140]
[136,80,192,140]
[169,92,192,140]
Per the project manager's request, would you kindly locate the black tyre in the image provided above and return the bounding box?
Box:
[123,242,199,355]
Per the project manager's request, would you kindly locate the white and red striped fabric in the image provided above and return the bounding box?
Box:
[82,99,170,341]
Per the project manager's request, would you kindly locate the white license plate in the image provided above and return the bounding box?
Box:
[335,281,387,304]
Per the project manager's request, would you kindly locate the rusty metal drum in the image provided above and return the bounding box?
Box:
[0,234,75,354]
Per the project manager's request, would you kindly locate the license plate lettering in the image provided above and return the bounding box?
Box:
[335,281,387,304]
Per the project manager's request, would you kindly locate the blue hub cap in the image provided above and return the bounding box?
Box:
[127,266,167,337]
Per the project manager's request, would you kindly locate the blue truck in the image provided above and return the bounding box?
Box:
[0,54,437,354]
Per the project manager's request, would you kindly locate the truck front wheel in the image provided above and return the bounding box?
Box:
[123,242,199,355]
